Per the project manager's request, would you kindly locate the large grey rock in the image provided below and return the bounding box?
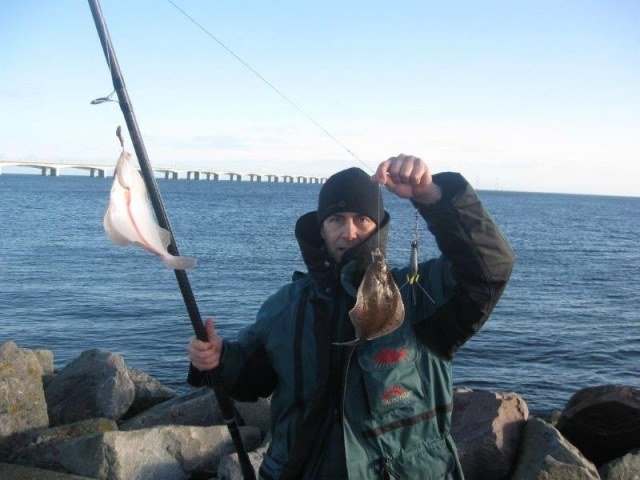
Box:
[34,349,55,375]
[511,417,600,480]
[11,418,118,472]
[122,366,176,418]
[598,449,640,480]
[235,396,271,436]
[45,349,135,425]
[42,373,56,390]
[0,341,49,460]
[557,385,640,466]
[57,424,261,480]
[451,389,528,480]
[119,387,222,430]
[121,387,271,435]
[218,444,269,480]
[0,462,95,479]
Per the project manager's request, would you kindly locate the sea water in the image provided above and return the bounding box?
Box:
[1,174,638,414]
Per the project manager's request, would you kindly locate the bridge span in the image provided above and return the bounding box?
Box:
[0,160,327,184]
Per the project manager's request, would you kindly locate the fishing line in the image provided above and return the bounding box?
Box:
[90,29,119,105]
[377,175,382,252]
[165,0,374,173]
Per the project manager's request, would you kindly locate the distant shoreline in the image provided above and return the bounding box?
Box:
[3,171,640,199]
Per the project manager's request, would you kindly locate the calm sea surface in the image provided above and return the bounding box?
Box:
[1,174,638,414]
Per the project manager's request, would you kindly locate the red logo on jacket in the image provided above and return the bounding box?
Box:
[381,386,413,405]
[373,348,409,365]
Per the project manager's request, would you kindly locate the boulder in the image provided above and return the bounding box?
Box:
[450,389,529,479]
[122,366,176,418]
[557,385,640,466]
[0,462,95,479]
[119,387,222,430]
[0,341,49,460]
[42,374,56,390]
[537,409,563,427]
[120,387,271,435]
[34,349,55,375]
[56,425,261,480]
[45,349,135,425]
[235,396,271,436]
[598,449,640,480]
[218,444,269,480]
[511,417,600,480]
[11,418,118,472]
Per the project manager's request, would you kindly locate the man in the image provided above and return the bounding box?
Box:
[188,154,515,479]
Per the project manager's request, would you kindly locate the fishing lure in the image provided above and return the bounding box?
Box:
[400,210,435,305]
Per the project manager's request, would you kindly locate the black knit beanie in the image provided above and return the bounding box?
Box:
[316,167,384,225]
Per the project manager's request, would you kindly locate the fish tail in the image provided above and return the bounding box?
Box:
[162,255,197,270]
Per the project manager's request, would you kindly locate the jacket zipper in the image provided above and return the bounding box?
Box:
[340,346,355,417]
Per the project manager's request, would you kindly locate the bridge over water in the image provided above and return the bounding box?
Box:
[0,160,327,184]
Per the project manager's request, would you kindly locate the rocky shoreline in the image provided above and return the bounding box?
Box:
[1,340,638,480]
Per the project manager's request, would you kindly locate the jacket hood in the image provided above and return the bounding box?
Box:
[294,210,390,289]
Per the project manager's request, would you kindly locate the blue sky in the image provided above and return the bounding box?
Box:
[1,1,638,196]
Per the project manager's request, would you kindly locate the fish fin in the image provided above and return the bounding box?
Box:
[349,289,366,318]
[333,338,363,347]
[158,227,172,249]
[103,205,133,246]
[367,324,401,342]
[162,255,197,270]
[367,302,405,341]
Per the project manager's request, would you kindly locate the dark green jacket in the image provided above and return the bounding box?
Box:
[189,173,515,480]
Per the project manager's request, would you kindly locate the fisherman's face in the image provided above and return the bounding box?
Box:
[320,212,377,262]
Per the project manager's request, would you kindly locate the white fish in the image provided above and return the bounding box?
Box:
[104,150,196,270]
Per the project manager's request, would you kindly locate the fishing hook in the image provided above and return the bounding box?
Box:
[115,125,124,149]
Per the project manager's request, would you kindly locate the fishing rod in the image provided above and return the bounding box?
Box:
[87,2,256,479]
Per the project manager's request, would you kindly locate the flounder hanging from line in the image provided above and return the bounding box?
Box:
[335,248,405,346]
[103,150,197,270]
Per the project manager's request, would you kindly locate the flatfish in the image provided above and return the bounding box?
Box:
[103,150,196,270]
[337,248,404,346]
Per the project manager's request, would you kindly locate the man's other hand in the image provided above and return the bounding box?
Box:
[187,317,222,372]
